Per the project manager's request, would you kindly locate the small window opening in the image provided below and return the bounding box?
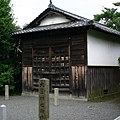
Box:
[104,89,108,94]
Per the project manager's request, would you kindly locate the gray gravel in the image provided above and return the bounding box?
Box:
[0,95,120,120]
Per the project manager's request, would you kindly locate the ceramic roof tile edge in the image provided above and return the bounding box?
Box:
[13,3,120,37]
[94,22,120,36]
[13,20,120,36]
[24,3,89,29]
[48,3,89,21]
[13,21,88,35]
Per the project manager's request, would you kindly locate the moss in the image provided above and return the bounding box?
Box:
[87,86,120,102]
[88,92,120,102]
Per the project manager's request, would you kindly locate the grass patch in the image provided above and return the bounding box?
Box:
[10,91,21,96]
[88,92,120,102]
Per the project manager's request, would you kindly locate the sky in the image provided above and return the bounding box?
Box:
[11,0,120,28]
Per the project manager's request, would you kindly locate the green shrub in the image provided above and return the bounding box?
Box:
[0,64,15,95]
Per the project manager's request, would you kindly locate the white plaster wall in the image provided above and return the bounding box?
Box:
[87,29,120,66]
[40,13,70,26]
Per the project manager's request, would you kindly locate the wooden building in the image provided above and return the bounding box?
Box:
[13,3,120,100]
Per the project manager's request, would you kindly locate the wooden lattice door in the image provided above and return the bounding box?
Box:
[33,42,70,92]
[33,45,50,91]
[51,42,70,91]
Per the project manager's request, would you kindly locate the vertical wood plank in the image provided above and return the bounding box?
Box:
[22,67,28,92]
[28,67,33,89]
[87,66,120,99]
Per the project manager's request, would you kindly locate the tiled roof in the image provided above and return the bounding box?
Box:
[13,20,120,36]
[25,3,89,29]
[13,21,88,35]
[13,3,120,36]
[48,3,89,22]
[94,22,120,36]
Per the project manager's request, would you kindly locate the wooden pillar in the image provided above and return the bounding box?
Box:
[39,78,49,120]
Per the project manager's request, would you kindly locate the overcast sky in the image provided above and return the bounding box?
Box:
[11,0,120,28]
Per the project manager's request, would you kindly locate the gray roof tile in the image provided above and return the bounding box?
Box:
[94,22,120,36]
[13,21,120,36]
[13,21,88,35]
[13,3,120,37]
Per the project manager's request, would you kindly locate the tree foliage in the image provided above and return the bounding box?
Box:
[0,0,21,95]
[94,2,120,31]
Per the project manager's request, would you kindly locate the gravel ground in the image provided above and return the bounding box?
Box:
[0,95,120,120]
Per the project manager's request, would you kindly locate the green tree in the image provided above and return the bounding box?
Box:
[94,2,120,31]
[0,0,21,95]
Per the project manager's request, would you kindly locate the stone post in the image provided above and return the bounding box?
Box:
[114,116,120,120]
[54,88,59,106]
[39,78,49,120]
[0,105,6,120]
[5,85,9,100]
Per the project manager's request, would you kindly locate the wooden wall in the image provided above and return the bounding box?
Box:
[21,28,88,96]
[22,40,32,66]
[22,67,33,92]
[87,66,120,99]
[70,34,87,97]
[72,66,87,97]
[16,28,120,99]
